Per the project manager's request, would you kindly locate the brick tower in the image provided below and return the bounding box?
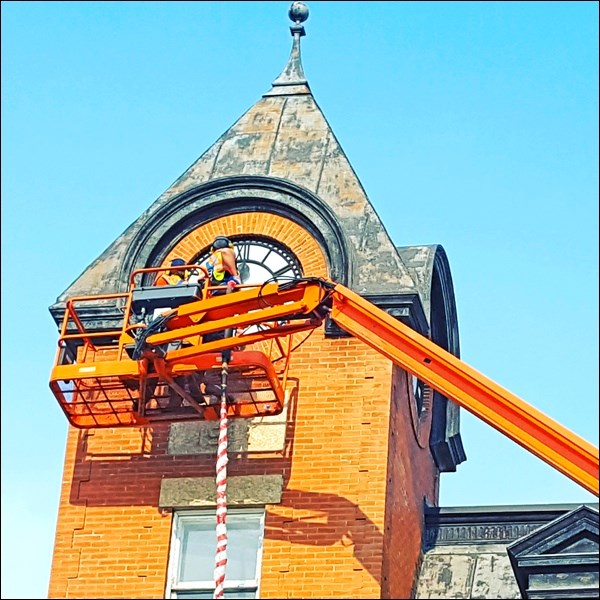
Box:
[47,4,466,598]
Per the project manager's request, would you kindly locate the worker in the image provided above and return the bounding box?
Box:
[146,257,193,324]
[154,258,191,287]
[195,237,242,349]
[195,236,241,294]
[144,257,200,410]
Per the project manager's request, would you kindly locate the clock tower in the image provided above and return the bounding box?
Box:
[48,4,465,598]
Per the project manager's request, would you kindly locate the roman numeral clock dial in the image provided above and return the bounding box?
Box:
[195,238,303,285]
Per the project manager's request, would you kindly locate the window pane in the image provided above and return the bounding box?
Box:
[179,523,215,582]
[175,591,256,599]
[224,519,260,580]
[177,510,263,584]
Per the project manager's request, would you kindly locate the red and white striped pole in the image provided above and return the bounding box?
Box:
[213,360,229,600]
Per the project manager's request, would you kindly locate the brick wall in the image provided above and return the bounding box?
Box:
[381,366,439,599]
[48,212,438,598]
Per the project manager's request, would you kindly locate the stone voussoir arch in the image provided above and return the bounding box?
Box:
[119,176,350,289]
[162,212,329,281]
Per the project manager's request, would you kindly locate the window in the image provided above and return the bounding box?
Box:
[167,508,265,599]
[411,375,426,414]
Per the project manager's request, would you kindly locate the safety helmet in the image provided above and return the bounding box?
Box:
[211,236,233,251]
[170,258,186,267]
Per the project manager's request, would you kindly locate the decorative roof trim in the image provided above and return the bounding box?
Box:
[397,245,465,472]
[424,502,599,549]
[118,175,349,284]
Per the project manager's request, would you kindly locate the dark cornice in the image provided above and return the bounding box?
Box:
[424,503,599,549]
[325,292,428,338]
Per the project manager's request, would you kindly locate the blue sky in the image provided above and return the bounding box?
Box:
[1,1,598,598]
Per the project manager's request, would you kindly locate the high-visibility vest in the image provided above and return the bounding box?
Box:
[155,272,187,286]
[201,250,233,285]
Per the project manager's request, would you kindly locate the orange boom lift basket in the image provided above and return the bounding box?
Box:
[49,271,599,496]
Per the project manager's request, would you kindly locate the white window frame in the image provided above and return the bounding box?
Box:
[166,507,265,599]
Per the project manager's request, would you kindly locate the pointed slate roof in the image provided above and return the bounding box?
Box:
[52,3,419,305]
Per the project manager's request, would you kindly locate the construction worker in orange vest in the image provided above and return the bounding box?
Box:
[154,258,191,287]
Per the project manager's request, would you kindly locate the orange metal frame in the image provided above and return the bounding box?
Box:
[49,267,322,429]
[327,283,599,497]
[49,274,599,495]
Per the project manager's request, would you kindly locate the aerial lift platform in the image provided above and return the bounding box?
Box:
[49,266,599,496]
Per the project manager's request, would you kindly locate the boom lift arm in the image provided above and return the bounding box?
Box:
[49,276,599,496]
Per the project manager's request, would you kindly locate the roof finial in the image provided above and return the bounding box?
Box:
[264,2,311,96]
[288,1,309,36]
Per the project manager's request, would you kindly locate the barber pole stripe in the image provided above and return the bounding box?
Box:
[213,366,229,600]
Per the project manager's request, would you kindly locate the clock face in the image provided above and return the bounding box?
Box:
[195,237,303,285]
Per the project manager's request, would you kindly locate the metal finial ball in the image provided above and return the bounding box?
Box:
[288,1,309,24]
